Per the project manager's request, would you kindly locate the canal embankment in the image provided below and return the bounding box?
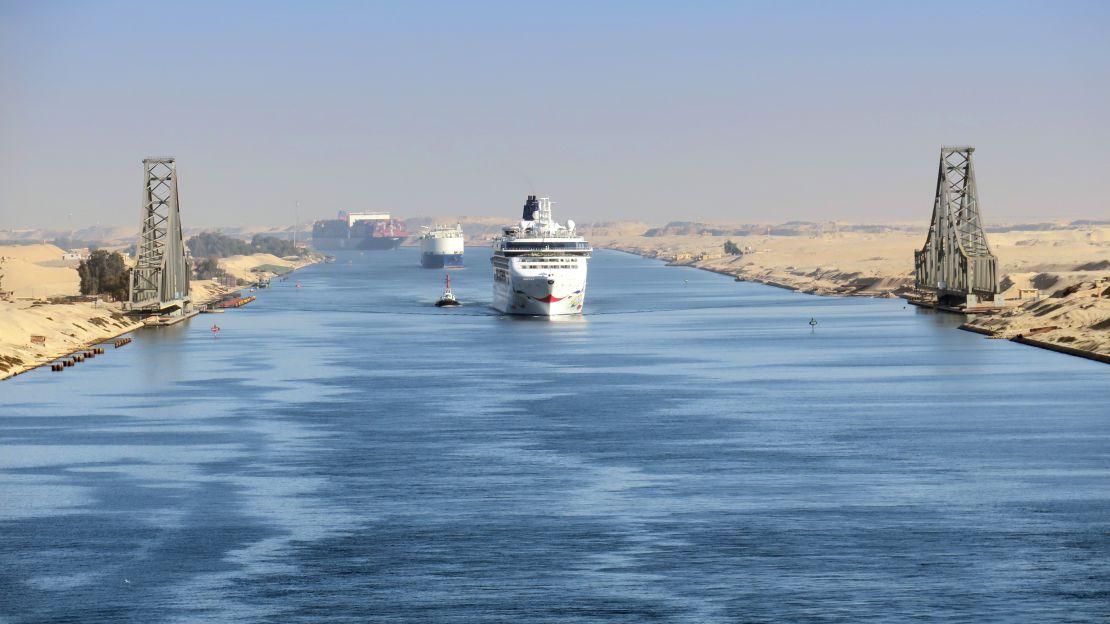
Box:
[0,251,324,380]
[595,226,1109,364]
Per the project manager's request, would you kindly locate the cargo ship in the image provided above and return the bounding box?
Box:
[419,224,465,268]
[311,212,408,250]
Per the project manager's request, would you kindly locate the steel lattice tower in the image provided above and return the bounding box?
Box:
[128,158,191,313]
[914,147,999,305]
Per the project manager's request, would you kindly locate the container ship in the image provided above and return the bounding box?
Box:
[311,212,408,250]
[419,224,465,268]
[491,195,591,316]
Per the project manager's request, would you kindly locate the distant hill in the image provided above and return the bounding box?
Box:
[5,219,1106,248]
[642,221,916,237]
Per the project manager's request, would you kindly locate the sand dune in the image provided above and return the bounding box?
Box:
[0,242,134,378]
[218,253,317,283]
[0,244,80,298]
[0,300,141,380]
[0,243,69,263]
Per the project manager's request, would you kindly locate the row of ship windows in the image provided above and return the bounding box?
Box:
[521,265,577,270]
[503,242,590,251]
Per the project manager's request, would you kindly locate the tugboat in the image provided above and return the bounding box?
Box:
[435,273,460,307]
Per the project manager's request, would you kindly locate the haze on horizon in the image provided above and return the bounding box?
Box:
[1,0,1107,230]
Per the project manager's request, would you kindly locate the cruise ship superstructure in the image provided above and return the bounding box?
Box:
[419,224,465,268]
[491,195,591,316]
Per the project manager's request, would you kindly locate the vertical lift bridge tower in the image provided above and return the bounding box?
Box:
[127,158,192,315]
[914,146,1000,307]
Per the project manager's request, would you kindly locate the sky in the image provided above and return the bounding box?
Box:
[1,0,1108,228]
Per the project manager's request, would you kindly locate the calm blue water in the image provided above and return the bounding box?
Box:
[2,248,1109,623]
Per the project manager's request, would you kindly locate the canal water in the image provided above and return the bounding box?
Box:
[2,248,1108,623]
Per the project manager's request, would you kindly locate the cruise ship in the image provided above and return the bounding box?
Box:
[491,195,591,316]
[419,224,465,268]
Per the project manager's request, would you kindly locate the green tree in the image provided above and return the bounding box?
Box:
[186,231,305,259]
[186,231,251,258]
[723,240,742,255]
[193,255,224,280]
[250,234,304,257]
[77,250,131,300]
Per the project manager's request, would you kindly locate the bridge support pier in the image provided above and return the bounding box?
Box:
[127,158,192,316]
[913,146,1000,308]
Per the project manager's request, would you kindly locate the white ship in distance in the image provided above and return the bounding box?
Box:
[491,195,591,316]
[419,223,464,268]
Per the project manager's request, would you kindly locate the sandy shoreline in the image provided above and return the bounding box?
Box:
[1,246,322,381]
[591,225,1109,364]
[0,301,143,381]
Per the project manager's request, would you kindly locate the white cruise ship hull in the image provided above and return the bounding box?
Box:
[491,195,590,317]
[493,272,587,316]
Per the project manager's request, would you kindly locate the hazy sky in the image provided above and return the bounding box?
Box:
[1,1,1108,228]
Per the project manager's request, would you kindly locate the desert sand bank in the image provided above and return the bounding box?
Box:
[0,300,142,380]
[961,280,1110,361]
[591,223,1109,363]
[218,253,321,283]
[1,248,319,380]
[190,279,236,305]
[1,244,142,379]
[190,252,321,305]
[0,244,81,298]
